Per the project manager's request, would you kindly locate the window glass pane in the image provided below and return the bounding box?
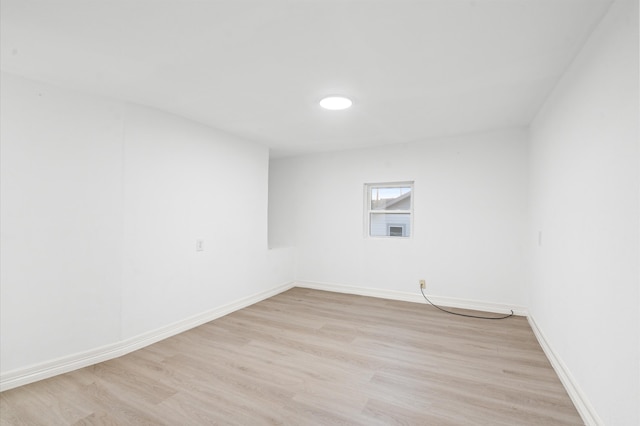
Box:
[370,186,411,211]
[370,213,411,237]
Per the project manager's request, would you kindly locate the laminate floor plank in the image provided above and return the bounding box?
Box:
[1,288,583,425]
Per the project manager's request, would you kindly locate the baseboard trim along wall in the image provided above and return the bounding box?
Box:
[294,280,528,316]
[0,281,295,392]
[527,315,603,426]
[297,280,601,425]
[1,279,601,426]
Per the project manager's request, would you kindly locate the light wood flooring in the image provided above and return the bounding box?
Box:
[1,288,582,425]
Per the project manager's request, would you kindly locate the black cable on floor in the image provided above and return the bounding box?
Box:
[420,287,514,320]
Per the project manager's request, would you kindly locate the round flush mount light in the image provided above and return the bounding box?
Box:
[319,96,353,110]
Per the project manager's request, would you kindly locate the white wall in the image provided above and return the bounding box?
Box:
[529,0,639,424]
[270,128,529,307]
[0,73,294,375]
[120,104,288,338]
[0,73,124,371]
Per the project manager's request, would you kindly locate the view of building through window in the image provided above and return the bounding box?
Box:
[366,183,413,237]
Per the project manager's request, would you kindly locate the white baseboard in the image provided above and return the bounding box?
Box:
[294,280,528,316]
[0,281,295,392]
[298,280,602,423]
[527,314,603,426]
[2,279,600,426]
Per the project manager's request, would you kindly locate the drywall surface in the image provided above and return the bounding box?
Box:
[529,1,639,424]
[270,128,529,307]
[0,73,294,374]
[120,103,288,337]
[0,73,125,371]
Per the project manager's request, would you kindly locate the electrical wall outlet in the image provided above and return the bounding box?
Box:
[419,279,426,289]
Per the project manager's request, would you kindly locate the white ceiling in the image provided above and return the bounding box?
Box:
[1,0,612,157]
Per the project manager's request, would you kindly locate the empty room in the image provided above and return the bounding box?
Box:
[0,0,638,425]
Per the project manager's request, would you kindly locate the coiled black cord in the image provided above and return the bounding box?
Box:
[420,287,514,320]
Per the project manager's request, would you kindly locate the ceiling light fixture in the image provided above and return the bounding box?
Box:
[319,96,352,110]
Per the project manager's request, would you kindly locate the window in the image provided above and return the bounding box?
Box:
[388,225,405,237]
[365,182,413,238]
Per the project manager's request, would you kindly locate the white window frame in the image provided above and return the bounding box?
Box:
[364,181,414,239]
